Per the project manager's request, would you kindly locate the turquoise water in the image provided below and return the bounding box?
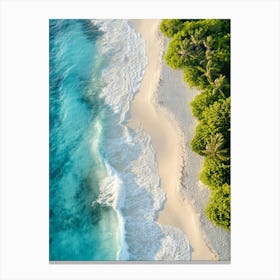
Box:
[49,19,192,261]
[49,19,120,261]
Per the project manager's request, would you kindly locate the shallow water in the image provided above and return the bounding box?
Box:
[49,19,120,261]
[49,19,191,261]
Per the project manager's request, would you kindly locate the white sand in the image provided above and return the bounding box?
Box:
[128,19,218,261]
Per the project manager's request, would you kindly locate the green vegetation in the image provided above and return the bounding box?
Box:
[191,97,230,155]
[160,19,230,231]
[203,134,229,161]
[206,184,230,230]
[160,19,186,37]
[200,157,230,190]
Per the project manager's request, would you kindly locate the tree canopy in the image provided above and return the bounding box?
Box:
[160,19,231,231]
[206,184,231,230]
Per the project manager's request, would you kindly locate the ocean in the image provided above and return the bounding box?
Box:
[49,19,191,261]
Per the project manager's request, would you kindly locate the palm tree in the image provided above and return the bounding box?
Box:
[205,48,214,61]
[203,36,214,50]
[212,75,227,97]
[190,31,203,47]
[197,36,215,70]
[203,133,229,160]
[202,60,219,84]
[177,39,196,63]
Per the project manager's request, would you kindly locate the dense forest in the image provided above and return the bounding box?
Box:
[160,19,230,231]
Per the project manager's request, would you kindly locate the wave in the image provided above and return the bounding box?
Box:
[90,19,191,261]
[92,19,147,123]
[156,225,191,260]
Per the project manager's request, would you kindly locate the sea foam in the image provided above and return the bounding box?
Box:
[90,19,191,261]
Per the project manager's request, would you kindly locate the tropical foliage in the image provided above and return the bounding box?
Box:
[200,157,230,190]
[203,134,228,160]
[160,19,231,231]
[206,184,230,230]
[160,19,188,37]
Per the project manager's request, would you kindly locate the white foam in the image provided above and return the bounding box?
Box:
[92,19,147,123]
[97,163,121,208]
[156,225,191,261]
[90,19,191,261]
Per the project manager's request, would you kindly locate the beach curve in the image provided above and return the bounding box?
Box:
[128,19,217,261]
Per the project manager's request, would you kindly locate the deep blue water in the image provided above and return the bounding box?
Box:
[49,19,120,261]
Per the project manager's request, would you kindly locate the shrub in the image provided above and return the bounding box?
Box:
[191,97,230,155]
[183,67,209,90]
[191,123,212,155]
[160,19,185,37]
[202,97,230,144]
[200,157,230,189]
[206,184,231,230]
[190,89,225,120]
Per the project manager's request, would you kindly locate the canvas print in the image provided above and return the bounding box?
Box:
[49,19,230,262]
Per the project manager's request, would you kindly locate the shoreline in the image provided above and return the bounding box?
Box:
[128,19,217,261]
[157,35,230,261]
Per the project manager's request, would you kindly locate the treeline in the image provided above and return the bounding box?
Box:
[160,19,230,231]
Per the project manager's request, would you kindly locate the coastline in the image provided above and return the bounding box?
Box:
[128,19,217,261]
[158,36,231,261]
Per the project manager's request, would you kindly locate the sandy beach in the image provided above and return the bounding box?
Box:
[128,19,221,261]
